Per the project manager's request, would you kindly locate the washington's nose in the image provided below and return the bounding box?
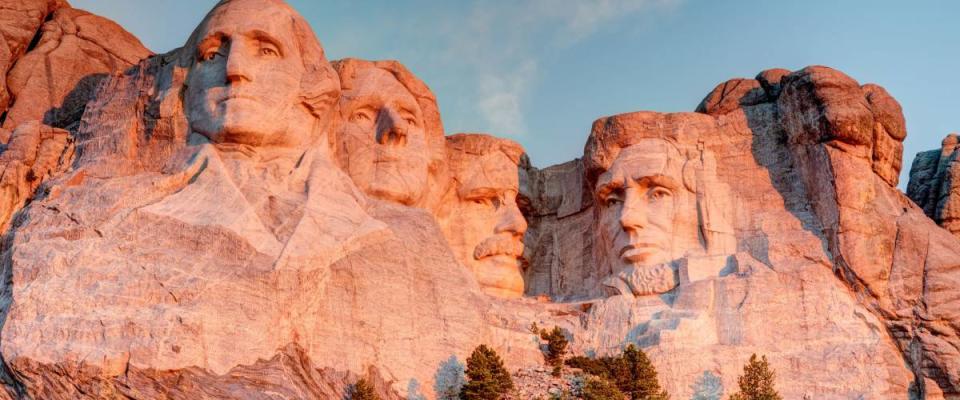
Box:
[495,203,528,237]
[225,42,252,84]
[375,107,408,147]
[619,190,647,232]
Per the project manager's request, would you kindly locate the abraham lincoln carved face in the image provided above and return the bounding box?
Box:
[585,112,735,298]
[183,0,338,151]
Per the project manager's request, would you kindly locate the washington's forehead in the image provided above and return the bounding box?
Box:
[202,1,296,39]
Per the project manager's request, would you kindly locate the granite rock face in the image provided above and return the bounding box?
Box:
[908,133,960,238]
[0,2,957,400]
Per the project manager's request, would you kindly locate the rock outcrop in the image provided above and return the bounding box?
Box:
[908,133,960,238]
[0,1,956,399]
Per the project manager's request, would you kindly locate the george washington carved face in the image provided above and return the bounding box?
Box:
[183,0,338,151]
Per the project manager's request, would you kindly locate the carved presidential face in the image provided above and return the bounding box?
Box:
[184,0,312,149]
[337,67,430,206]
[595,139,693,275]
[439,141,528,298]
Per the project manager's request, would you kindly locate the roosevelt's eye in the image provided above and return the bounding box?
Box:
[470,197,501,210]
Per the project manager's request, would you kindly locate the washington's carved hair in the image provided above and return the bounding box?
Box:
[180,0,340,119]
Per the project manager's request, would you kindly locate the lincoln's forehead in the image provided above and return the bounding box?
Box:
[614,140,680,172]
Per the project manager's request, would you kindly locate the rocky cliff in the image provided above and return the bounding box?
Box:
[0,1,956,399]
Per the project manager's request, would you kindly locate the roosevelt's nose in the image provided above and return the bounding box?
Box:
[619,188,647,232]
[225,41,252,84]
[375,107,408,147]
[495,202,528,237]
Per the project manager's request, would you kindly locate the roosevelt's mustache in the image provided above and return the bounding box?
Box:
[473,235,524,260]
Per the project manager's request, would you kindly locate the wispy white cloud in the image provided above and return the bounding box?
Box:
[439,0,681,137]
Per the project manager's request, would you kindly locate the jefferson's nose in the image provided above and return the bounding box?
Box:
[619,189,648,232]
[375,107,408,147]
[225,41,252,84]
[495,202,528,237]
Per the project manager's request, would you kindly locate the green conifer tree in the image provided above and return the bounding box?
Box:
[580,375,627,400]
[728,354,782,400]
[541,326,569,377]
[460,344,514,400]
[620,344,669,400]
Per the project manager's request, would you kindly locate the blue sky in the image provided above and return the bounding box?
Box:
[73,0,957,187]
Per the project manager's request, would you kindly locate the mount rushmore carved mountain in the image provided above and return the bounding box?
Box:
[0,0,955,399]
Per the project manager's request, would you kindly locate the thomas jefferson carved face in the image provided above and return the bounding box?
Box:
[438,135,528,298]
[337,67,430,205]
[184,0,314,150]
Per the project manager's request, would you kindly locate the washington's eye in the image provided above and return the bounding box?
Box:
[200,50,221,62]
[260,47,279,57]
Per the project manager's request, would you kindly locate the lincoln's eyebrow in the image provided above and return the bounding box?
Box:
[595,177,623,198]
[638,174,680,191]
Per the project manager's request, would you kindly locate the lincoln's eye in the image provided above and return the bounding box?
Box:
[260,47,278,57]
[649,187,672,201]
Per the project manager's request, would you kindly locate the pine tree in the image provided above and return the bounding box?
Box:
[541,326,569,377]
[352,378,381,400]
[580,375,627,400]
[460,344,514,400]
[728,354,782,400]
[620,345,669,400]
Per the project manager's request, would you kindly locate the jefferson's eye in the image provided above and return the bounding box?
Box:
[349,110,374,123]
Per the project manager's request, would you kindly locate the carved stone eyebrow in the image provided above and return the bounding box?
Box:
[195,32,226,57]
[638,174,680,191]
[248,29,285,56]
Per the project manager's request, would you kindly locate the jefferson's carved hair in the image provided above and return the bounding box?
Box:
[332,58,445,168]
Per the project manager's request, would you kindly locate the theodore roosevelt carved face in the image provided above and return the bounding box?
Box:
[437,134,528,298]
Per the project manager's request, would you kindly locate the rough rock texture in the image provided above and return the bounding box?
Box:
[908,133,960,238]
[0,2,957,400]
[2,6,150,133]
